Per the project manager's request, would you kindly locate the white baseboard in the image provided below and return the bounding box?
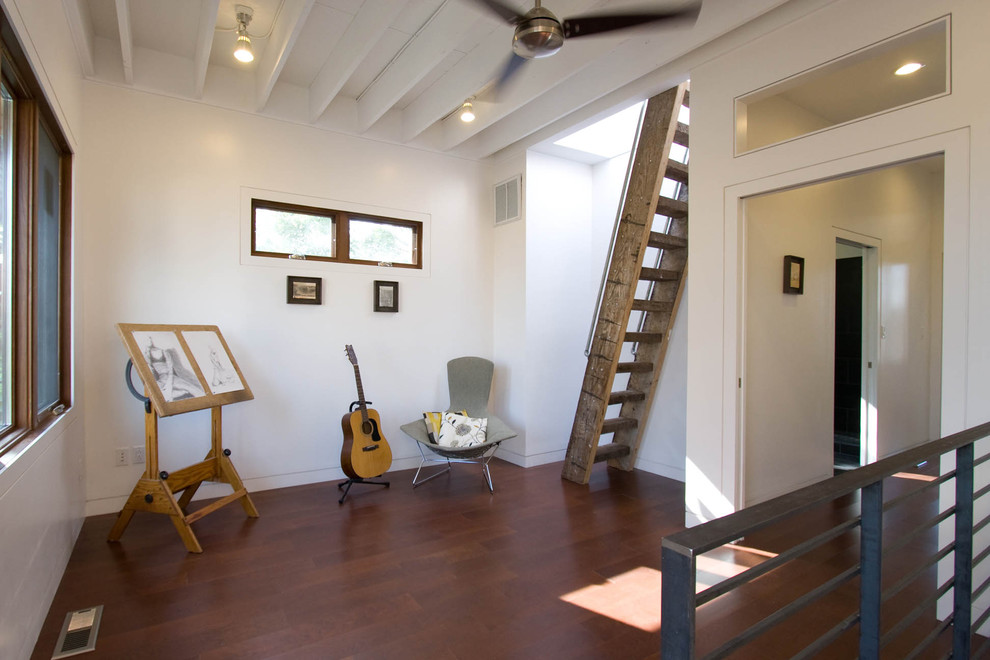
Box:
[84,456,424,517]
[495,447,566,467]
[633,455,685,482]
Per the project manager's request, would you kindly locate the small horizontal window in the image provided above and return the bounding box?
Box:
[251,199,421,269]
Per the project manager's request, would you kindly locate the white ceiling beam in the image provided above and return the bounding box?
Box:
[114,0,134,84]
[355,2,483,134]
[62,0,95,77]
[255,0,316,112]
[400,26,509,143]
[193,0,220,98]
[309,0,407,123]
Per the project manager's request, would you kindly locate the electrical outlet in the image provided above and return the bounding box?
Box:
[132,446,145,465]
[113,448,129,467]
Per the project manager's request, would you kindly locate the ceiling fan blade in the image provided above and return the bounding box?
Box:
[562,3,701,39]
[465,0,526,25]
[494,53,529,95]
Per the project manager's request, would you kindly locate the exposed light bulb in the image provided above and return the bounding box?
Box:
[233,5,255,64]
[895,62,924,76]
[460,101,475,123]
[234,31,253,63]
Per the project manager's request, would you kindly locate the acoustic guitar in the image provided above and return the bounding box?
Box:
[341,345,393,479]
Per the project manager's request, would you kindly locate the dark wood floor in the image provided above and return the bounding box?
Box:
[32,460,686,659]
[30,458,969,659]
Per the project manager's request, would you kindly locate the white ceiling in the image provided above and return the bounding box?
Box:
[63,0,793,159]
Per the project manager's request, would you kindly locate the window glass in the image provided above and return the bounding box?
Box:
[349,218,416,265]
[250,198,423,269]
[0,85,11,431]
[35,124,61,412]
[254,204,335,259]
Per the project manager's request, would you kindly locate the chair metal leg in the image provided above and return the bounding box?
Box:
[412,457,451,487]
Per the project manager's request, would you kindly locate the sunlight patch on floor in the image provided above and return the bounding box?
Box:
[892,471,937,482]
[696,544,779,590]
[559,566,663,632]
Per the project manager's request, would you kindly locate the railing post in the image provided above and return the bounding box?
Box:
[954,443,974,657]
[859,480,884,659]
[661,543,696,659]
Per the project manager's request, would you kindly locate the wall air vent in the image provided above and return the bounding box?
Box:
[52,605,103,658]
[494,175,521,226]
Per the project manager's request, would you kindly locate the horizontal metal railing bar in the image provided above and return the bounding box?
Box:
[974,450,990,469]
[882,543,954,604]
[975,511,990,536]
[662,421,990,557]
[902,616,953,660]
[703,565,859,659]
[974,543,990,570]
[974,605,990,639]
[975,481,990,502]
[974,571,990,609]
[879,577,953,648]
[882,507,955,556]
[695,518,860,606]
[790,611,859,660]
[883,470,953,510]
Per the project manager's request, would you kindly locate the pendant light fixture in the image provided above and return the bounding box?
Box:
[233,5,255,63]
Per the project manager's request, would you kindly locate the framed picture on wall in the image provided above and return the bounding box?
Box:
[783,255,805,294]
[287,276,322,305]
[374,280,399,312]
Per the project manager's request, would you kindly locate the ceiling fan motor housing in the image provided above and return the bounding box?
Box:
[512,7,564,59]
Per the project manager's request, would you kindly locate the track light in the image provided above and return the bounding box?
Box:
[233,5,254,63]
[460,100,475,123]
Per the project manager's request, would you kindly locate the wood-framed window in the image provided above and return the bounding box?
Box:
[0,9,72,459]
[251,198,422,269]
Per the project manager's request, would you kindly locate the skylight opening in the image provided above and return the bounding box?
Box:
[553,101,645,160]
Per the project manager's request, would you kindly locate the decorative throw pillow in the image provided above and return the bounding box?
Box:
[437,413,487,448]
[423,410,466,444]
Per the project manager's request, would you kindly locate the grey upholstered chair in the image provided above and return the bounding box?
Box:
[400,356,517,493]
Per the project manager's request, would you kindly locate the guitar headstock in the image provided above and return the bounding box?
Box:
[345,344,358,366]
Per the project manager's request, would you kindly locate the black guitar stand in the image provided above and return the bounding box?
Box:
[338,399,390,504]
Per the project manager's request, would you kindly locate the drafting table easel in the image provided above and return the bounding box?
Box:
[108,324,258,553]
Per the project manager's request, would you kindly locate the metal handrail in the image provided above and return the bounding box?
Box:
[584,102,647,357]
[661,421,990,658]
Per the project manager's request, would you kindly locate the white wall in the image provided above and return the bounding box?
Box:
[687,0,988,525]
[521,152,594,463]
[78,83,494,514]
[742,159,943,504]
[0,1,87,658]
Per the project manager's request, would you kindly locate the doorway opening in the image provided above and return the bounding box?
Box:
[833,240,877,472]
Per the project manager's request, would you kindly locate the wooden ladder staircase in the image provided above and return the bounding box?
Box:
[562,83,690,484]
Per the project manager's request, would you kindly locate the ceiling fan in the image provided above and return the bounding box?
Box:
[470,0,702,87]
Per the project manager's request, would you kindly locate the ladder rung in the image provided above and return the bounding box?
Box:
[648,232,687,250]
[631,299,674,313]
[624,332,663,344]
[608,389,646,405]
[594,442,631,463]
[600,418,638,435]
[674,122,689,147]
[665,160,688,184]
[616,361,654,373]
[657,198,688,219]
[639,267,680,282]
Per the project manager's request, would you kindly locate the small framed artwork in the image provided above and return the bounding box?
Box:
[287,276,322,305]
[374,280,399,312]
[783,255,805,294]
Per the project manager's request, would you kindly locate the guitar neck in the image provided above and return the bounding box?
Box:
[352,364,369,423]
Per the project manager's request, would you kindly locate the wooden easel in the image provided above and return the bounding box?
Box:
[109,324,259,553]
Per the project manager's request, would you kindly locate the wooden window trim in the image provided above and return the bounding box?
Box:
[251,198,423,269]
[0,7,72,457]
